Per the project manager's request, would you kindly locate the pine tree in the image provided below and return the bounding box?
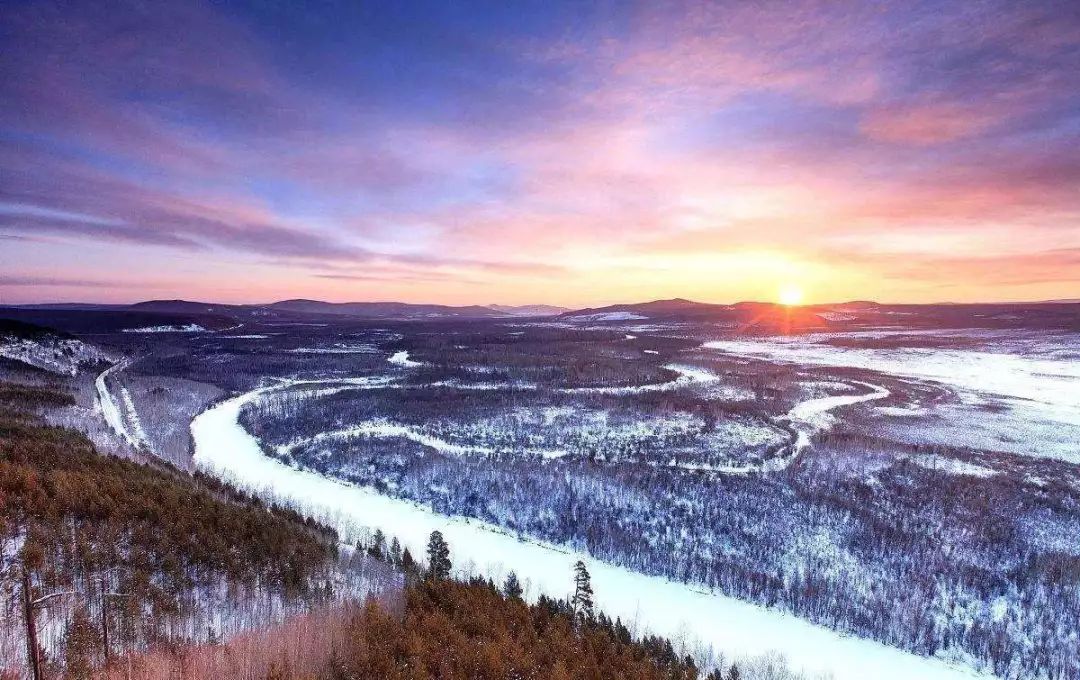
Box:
[504,571,523,600]
[401,547,416,573]
[63,605,98,680]
[389,537,402,567]
[369,529,386,560]
[426,531,451,580]
[571,560,594,620]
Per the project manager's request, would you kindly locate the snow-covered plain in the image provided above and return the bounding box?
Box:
[192,385,994,680]
[568,311,649,322]
[122,324,207,333]
[704,332,1080,462]
[387,350,423,367]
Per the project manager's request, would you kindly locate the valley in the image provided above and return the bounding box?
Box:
[3,299,1077,678]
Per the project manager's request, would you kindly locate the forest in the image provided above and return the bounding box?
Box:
[0,377,772,680]
[226,322,1080,680]
[0,380,344,677]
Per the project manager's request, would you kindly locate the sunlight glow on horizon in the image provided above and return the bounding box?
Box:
[0,1,1077,305]
[779,285,805,307]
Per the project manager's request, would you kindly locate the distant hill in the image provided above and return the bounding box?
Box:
[6,298,569,324]
[486,304,568,317]
[562,298,730,320]
[561,298,828,332]
[267,299,508,319]
[128,299,238,314]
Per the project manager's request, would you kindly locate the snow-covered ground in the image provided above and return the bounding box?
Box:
[280,419,502,459]
[564,363,719,395]
[192,385,995,680]
[0,334,110,375]
[287,343,377,354]
[122,324,207,333]
[387,350,423,367]
[786,380,890,453]
[95,359,146,449]
[567,311,649,322]
[704,332,1080,462]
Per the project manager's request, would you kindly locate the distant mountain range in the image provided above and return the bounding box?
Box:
[7,299,570,320]
[4,297,1076,330]
[559,297,832,331]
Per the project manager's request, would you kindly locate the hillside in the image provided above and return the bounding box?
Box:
[562,298,829,332]
[0,379,752,680]
[0,319,111,375]
[266,299,507,319]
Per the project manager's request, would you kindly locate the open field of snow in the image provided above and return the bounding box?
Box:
[387,350,423,367]
[704,332,1080,462]
[192,385,994,680]
[122,324,207,333]
[563,363,719,395]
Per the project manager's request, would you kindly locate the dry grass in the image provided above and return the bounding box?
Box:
[93,592,397,680]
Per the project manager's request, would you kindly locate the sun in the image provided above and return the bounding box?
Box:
[778,284,804,306]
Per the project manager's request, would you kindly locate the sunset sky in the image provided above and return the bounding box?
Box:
[1,0,1078,306]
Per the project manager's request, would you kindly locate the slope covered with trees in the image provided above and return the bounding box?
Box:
[0,381,340,678]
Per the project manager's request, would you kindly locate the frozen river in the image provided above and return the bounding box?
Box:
[191,381,993,680]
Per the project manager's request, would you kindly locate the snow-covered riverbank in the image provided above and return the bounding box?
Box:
[191,384,993,680]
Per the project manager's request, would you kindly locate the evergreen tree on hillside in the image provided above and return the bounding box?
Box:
[389,537,402,567]
[571,560,594,620]
[368,529,386,560]
[504,570,523,600]
[426,531,451,580]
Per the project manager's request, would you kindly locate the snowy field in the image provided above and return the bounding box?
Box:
[192,384,994,680]
[704,330,1080,462]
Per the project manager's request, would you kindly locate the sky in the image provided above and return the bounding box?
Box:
[1,0,1078,306]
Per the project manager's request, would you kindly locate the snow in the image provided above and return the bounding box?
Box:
[908,455,997,478]
[282,420,500,458]
[786,381,891,453]
[564,364,719,395]
[119,386,151,448]
[287,343,377,354]
[387,350,423,367]
[703,333,1080,462]
[95,359,144,448]
[569,312,649,322]
[122,324,207,333]
[191,387,995,680]
[0,335,110,376]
